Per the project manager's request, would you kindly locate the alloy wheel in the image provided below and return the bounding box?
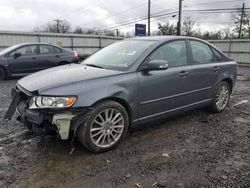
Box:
[90,108,125,148]
[216,84,229,110]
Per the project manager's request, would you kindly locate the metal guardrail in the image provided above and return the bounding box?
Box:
[0,31,123,55]
[0,31,249,65]
[209,39,250,65]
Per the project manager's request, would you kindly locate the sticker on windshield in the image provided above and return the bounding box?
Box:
[117,50,136,56]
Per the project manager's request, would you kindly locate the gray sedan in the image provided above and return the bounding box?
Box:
[0,43,78,80]
[5,36,237,153]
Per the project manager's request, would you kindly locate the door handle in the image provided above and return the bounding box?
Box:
[178,71,189,77]
[31,57,37,60]
[55,55,60,58]
[213,66,220,71]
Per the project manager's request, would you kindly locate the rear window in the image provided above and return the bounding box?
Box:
[40,45,60,54]
[190,40,214,64]
[211,48,224,62]
[55,47,62,53]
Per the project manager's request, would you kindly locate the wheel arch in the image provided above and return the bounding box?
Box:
[92,97,133,126]
[221,78,233,93]
[0,65,8,80]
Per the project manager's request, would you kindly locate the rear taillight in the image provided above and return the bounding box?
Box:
[72,51,78,58]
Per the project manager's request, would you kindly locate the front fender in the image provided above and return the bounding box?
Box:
[38,72,139,121]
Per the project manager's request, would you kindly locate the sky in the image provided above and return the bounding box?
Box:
[0,0,249,34]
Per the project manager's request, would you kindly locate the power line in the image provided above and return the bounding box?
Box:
[81,0,159,26]
[62,0,100,19]
[97,11,178,31]
[184,0,244,7]
[63,0,112,20]
[97,7,249,32]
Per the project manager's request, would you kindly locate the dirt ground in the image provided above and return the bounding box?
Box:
[0,67,249,188]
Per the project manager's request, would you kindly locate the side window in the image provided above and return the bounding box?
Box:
[149,40,187,67]
[211,48,223,62]
[9,45,37,57]
[54,47,62,53]
[40,45,55,54]
[190,40,214,64]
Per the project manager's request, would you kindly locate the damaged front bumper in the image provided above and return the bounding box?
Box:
[4,87,90,140]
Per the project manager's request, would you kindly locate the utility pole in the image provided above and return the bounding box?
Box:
[177,0,183,36]
[53,19,62,33]
[238,3,245,39]
[115,29,119,37]
[148,0,151,36]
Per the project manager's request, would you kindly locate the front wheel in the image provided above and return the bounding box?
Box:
[210,81,230,113]
[77,101,129,153]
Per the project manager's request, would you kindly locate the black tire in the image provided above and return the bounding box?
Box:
[77,101,129,153]
[209,81,231,113]
[0,67,6,80]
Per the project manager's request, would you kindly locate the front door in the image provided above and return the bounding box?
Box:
[138,40,190,122]
[7,45,39,74]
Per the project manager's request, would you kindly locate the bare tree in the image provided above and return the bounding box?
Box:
[201,31,222,40]
[222,27,234,39]
[157,22,177,35]
[182,17,195,36]
[34,20,71,33]
[233,5,249,38]
[73,26,84,34]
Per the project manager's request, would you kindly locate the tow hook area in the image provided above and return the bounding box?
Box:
[52,113,76,140]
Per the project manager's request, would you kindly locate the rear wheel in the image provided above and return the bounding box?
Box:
[77,101,129,153]
[210,81,230,113]
[0,67,6,80]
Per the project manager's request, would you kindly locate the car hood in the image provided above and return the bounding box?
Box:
[18,64,122,92]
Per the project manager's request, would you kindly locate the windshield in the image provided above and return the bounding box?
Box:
[82,40,155,71]
[0,44,21,55]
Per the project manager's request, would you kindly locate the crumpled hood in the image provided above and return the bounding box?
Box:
[18,64,122,92]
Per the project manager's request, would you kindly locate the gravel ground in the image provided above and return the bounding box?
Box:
[0,67,249,188]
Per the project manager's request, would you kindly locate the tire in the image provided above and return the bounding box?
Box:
[77,101,129,153]
[0,67,6,80]
[209,81,231,113]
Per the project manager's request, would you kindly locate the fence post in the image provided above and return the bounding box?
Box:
[37,33,41,43]
[99,36,102,50]
[71,36,74,50]
[228,39,232,58]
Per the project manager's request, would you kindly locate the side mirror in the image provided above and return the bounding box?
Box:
[14,53,21,59]
[141,60,169,72]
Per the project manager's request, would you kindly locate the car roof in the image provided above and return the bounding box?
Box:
[127,35,204,42]
[15,43,61,46]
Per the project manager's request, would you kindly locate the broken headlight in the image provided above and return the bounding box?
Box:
[29,96,77,109]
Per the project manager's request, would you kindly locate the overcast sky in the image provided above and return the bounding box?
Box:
[0,0,249,33]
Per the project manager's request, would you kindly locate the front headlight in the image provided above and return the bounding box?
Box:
[29,96,77,109]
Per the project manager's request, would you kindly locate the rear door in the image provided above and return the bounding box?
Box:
[185,39,221,104]
[36,45,62,70]
[7,45,39,74]
[138,40,191,122]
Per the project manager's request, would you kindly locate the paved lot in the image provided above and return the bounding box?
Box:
[0,67,249,188]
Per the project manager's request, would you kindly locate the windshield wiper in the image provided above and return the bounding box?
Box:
[84,64,105,69]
